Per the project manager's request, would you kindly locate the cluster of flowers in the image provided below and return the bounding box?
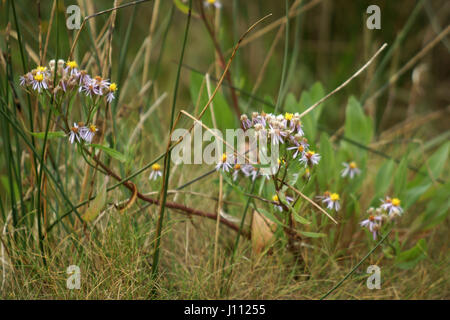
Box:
[20,60,118,102]
[240,111,321,165]
[360,196,404,240]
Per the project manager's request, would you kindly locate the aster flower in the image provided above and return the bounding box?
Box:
[360,214,383,240]
[65,60,79,77]
[68,123,82,144]
[81,124,98,144]
[149,163,162,180]
[232,163,243,181]
[287,144,305,159]
[216,153,232,172]
[79,77,100,97]
[319,192,341,211]
[299,150,321,167]
[380,197,403,218]
[204,0,221,8]
[341,161,361,179]
[106,82,117,103]
[31,69,49,92]
[268,125,287,145]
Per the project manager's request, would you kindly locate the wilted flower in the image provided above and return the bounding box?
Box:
[149,163,162,180]
[341,161,361,179]
[240,114,252,130]
[380,197,403,218]
[360,214,383,240]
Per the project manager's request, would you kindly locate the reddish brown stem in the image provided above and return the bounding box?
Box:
[84,148,249,238]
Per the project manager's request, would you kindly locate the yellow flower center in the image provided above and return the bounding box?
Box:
[392,198,401,206]
[369,215,375,222]
[66,61,78,69]
[152,163,161,171]
[109,83,117,92]
[34,74,44,82]
[207,0,216,3]
[234,164,241,170]
[222,153,227,162]
[89,124,97,132]
[36,66,47,73]
[298,145,304,152]
[284,112,293,121]
[71,126,78,133]
[306,151,315,158]
[330,193,340,201]
[349,161,357,169]
[272,195,279,202]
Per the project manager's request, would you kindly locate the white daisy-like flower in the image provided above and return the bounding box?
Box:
[341,161,361,179]
[92,76,110,95]
[79,77,100,97]
[268,125,287,145]
[106,82,117,103]
[287,144,305,159]
[216,153,233,172]
[319,192,341,211]
[31,67,50,92]
[68,123,82,144]
[65,60,79,77]
[81,124,98,144]
[380,197,403,218]
[299,150,321,167]
[149,163,162,180]
[360,214,383,240]
[204,0,221,8]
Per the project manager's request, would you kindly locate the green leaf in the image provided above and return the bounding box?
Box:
[91,144,127,163]
[29,130,66,139]
[411,142,449,187]
[419,182,450,230]
[375,159,395,196]
[82,181,107,223]
[342,96,373,156]
[299,231,326,238]
[395,239,427,270]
